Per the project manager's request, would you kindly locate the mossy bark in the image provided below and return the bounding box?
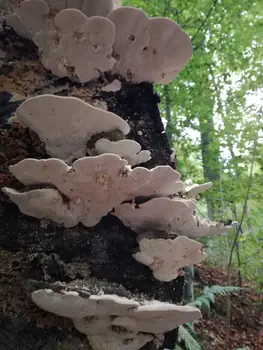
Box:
[0,23,184,350]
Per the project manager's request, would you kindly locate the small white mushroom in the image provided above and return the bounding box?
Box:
[133,236,207,282]
[231,221,239,228]
[15,94,129,163]
[3,156,184,227]
[183,182,213,198]
[94,138,151,166]
[114,197,228,237]
[101,79,122,92]
[108,7,192,83]
[34,9,116,82]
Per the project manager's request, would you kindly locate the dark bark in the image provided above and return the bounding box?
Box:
[0,25,184,349]
[163,85,173,142]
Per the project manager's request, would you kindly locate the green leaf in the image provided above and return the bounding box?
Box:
[175,346,184,350]
[178,325,203,350]
[188,285,241,310]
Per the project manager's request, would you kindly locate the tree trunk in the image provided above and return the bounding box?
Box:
[0,24,184,350]
[163,85,173,143]
[200,104,220,220]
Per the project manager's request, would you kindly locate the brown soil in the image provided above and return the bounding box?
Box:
[194,265,263,350]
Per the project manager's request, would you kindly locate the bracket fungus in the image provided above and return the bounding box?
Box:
[15,94,129,162]
[2,155,130,227]
[7,2,191,84]
[34,8,116,82]
[133,236,207,282]
[94,138,151,166]
[183,181,213,198]
[7,0,120,39]
[32,289,140,319]
[2,156,184,227]
[31,287,201,350]
[81,0,121,17]
[101,79,122,92]
[123,166,183,200]
[74,323,153,350]
[1,187,81,228]
[114,197,228,237]
[7,0,50,39]
[108,7,192,84]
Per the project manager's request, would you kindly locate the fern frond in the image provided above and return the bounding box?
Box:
[184,322,195,336]
[179,285,242,350]
[175,345,184,350]
[188,285,240,310]
[178,325,202,350]
[208,285,240,296]
[189,296,210,308]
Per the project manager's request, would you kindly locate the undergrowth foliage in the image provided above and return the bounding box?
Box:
[188,285,241,310]
[176,285,241,350]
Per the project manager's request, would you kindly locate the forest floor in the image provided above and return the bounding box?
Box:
[194,265,263,350]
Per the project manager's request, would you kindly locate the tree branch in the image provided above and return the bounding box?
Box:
[191,0,219,43]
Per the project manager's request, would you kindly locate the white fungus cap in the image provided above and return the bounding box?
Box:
[114,197,228,237]
[108,7,192,83]
[7,2,192,85]
[31,288,201,349]
[133,236,207,282]
[183,182,213,198]
[15,94,130,163]
[94,138,151,166]
[3,156,184,227]
[7,0,120,39]
[34,9,116,82]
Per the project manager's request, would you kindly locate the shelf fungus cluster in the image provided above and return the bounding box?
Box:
[1,2,235,349]
[1,91,233,348]
[31,284,201,350]
[5,0,192,84]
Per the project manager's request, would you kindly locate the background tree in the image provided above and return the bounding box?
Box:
[124,0,263,288]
